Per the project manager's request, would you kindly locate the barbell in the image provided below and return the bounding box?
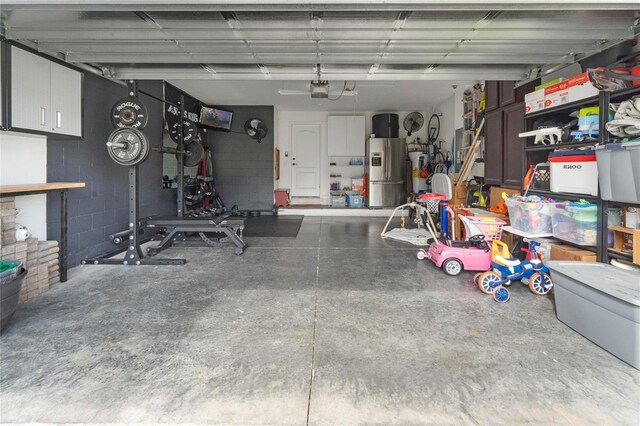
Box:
[153,140,205,167]
[106,130,205,168]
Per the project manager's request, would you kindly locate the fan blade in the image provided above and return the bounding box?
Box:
[278,89,357,97]
[277,90,309,95]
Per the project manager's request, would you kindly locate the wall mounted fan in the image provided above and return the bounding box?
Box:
[403,112,424,136]
[244,118,268,143]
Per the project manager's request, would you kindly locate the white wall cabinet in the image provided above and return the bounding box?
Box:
[11,47,51,133]
[11,46,82,137]
[328,115,365,156]
[328,116,347,156]
[345,116,365,156]
[50,62,82,136]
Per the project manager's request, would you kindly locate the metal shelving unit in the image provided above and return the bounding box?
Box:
[524,140,597,152]
[525,95,599,119]
[521,85,640,261]
[526,188,598,202]
[599,87,640,264]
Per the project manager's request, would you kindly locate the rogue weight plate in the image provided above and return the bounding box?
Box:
[111,97,149,130]
[169,119,198,144]
[178,140,205,167]
[106,128,150,166]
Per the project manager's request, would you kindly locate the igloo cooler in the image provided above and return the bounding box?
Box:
[549,150,598,196]
[547,261,640,369]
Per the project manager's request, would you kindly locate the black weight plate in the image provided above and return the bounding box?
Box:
[111,97,149,130]
[179,140,205,168]
[106,128,150,167]
[169,119,198,144]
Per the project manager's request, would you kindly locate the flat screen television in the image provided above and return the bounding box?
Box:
[199,106,233,131]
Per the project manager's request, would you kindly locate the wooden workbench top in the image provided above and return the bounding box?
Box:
[0,182,86,194]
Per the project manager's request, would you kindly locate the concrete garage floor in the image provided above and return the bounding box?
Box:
[1,217,639,425]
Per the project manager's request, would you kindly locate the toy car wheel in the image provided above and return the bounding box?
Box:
[416,249,427,260]
[493,286,510,303]
[442,258,463,276]
[529,272,553,295]
[478,271,501,295]
[473,273,482,286]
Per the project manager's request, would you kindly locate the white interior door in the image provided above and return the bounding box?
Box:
[291,124,320,197]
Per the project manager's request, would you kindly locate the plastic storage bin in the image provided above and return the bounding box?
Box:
[551,202,598,246]
[1,260,26,332]
[607,208,622,247]
[330,194,346,208]
[345,193,363,208]
[531,162,551,191]
[506,197,556,235]
[595,142,640,204]
[547,261,640,370]
[549,150,598,196]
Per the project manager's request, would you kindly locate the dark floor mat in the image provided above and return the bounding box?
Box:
[241,215,303,238]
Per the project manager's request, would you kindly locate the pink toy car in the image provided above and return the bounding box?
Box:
[417,234,492,276]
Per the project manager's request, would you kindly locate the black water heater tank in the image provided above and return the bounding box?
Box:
[372,113,399,138]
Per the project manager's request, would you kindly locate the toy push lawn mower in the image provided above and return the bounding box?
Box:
[474,239,553,303]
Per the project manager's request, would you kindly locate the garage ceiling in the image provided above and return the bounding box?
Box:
[1,1,638,82]
[167,79,469,111]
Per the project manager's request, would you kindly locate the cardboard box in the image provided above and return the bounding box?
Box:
[451,182,468,207]
[543,73,598,109]
[525,89,545,114]
[535,78,562,91]
[501,228,518,249]
[551,245,597,262]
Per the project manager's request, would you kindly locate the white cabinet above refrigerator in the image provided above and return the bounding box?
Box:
[328,115,365,156]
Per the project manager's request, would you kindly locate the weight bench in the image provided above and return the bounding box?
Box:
[145,215,247,256]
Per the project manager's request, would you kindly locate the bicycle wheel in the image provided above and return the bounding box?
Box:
[427,114,440,143]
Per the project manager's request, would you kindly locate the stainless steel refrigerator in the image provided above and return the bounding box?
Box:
[367,138,407,207]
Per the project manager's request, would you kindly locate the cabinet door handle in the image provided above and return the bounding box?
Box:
[56,111,62,128]
[40,107,46,126]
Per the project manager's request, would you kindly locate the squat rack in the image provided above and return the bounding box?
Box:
[82,80,246,266]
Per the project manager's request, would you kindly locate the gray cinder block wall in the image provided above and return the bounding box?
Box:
[209,106,274,211]
[46,76,174,267]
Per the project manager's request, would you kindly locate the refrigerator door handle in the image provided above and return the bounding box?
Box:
[384,139,390,180]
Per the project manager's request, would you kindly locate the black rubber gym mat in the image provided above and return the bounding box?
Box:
[241,215,304,238]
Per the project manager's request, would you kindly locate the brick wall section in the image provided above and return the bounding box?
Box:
[1,197,59,304]
[210,106,274,211]
[1,198,17,247]
[46,77,174,267]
